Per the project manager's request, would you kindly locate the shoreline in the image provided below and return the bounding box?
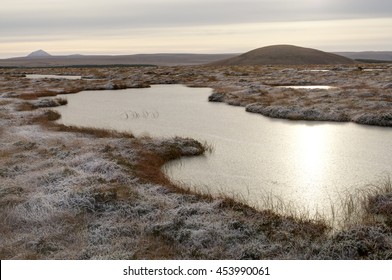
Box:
[1,66,392,259]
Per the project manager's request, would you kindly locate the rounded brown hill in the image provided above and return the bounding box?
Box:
[212,45,355,66]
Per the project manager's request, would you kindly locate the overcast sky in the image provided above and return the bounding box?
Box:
[1,0,392,58]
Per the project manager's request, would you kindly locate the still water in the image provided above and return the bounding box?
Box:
[26,74,82,80]
[55,85,392,217]
[277,85,336,89]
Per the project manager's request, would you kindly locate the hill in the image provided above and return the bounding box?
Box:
[212,45,355,66]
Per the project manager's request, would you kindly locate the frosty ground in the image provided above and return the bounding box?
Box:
[1,65,392,259]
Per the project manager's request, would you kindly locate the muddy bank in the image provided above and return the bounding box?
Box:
[1,66,392,259]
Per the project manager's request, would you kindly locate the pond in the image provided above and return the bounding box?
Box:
[54,85,392,219]
[276,85,336,89]
[26,74,82,80]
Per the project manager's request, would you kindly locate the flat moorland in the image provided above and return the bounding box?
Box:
[1,65,392,259]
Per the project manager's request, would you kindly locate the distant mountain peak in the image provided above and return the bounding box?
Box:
[27,49,52,57]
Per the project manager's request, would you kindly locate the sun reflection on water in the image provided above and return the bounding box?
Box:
[292,125,332,209]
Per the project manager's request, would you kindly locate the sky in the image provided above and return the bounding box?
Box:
[1,0,392,58]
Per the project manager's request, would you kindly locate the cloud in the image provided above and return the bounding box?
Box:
[2,18,391,57]
[2,0,392,35]
[1,0,391,57]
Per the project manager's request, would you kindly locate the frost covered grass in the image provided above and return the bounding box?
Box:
[16,98,68,112]
[50,124,135,139]
[1,66,392,259]
[193,65,392,127]
[18,90,58,100]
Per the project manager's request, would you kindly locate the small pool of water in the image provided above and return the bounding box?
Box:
[363,69,385,72]
[26,74,82,80]
[54,85,392,221]
[303,70,331,72]
[277,85,336,89]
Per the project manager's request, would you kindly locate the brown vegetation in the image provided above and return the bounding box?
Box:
[18,90,58,100]
[50,124,135,139]
[16,101,36,111]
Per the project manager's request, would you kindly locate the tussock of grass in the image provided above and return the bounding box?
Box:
[0,182,25,207]
[317,224,392,259]
[16,102,36,111]
[34,98,68,108]
[364,177,392,220]
[58,87,84,95]
[32,110,61,123]
[17,98,67,112]
[18,90,58,100]
[367,193,392,216]
[52,125,135,139]
[56,98,68,106]
[0,100,12,106]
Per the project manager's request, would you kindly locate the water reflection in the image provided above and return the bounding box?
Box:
[292,125,330,210]
[296,126,327,182]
